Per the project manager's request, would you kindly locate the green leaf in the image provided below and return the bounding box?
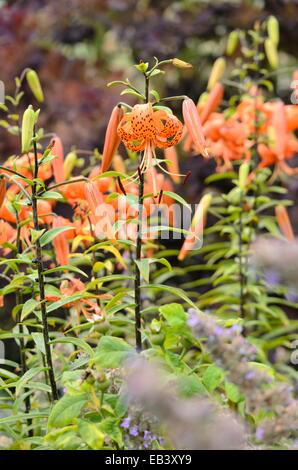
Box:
[202,365,224,392]
[78,420,105,450]
[38,191,64,200]
[150,89,160,102]
[50,337,94,357]
[32,332,46,355]
[21,298,39,321]
[143,284,197,309]
[120,88,145,100]
[48,393,88,427]
[135,259,150,282]
[98,418,123,447]
[94,336,134,368]
[163,191,191,211]
[176,374,207,397]
[224,381,241,403]
[159,303,187,327]
[39,226,74,247]
[43,265,88,278]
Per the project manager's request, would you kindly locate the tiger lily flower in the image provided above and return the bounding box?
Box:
[102,106,124,173]
[50,136,65,184]
[182,98,209,158]
[200,83,224,124]
[178,193,212,261]
[275,205,295,242]
[117,103,183,194]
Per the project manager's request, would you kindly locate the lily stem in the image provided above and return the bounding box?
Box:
[134,74,150,352]
[32,133,58,401]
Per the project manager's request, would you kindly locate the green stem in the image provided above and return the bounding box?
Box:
[15,210,33,436]
[32,133,58,401]
[133,74,150,352]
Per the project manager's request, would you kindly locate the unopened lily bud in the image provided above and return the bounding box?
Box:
[226,31,239,56]
[239,162,250,191]
[50,136,65,184]
[182,98,209,158]
[172,58,192,69]
[21,105,36,153]
[275,205,294,242]
[26,69,44,103]
[200,82,224,124]
[102,106,124,173]
[207,58,226,91]
[265,38,279,69]
[267,16,279,46]
[0,177,6,208]
[63,151,77,179]
[178,193,212,261]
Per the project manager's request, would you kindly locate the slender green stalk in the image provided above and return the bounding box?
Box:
[15,210,33,435]
[32,134,58,401]
[134,74,150,352]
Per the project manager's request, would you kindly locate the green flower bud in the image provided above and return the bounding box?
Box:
[21,105,36,153]
[239,162,250,191]
[26,69,44,103]
[207,58,226,91]
[265,38,279,69]
[226,31,239,56]
[172,58,192,69]
[134,62,149,73]
[63,151,77,179]
[267,15,279,46]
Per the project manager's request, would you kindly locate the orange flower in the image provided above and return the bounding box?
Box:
[102,106,124,173]
[200,83,224,124]
[117,103,183,194]
[52,216,71,266]
[50,136,65,184]
[0,220,16,245]
[182,98,209,158]
[275,205,295,242]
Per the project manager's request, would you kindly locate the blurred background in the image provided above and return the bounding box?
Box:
[0,0,298,157]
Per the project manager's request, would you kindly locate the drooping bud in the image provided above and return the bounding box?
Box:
[178,193,212,261]
[207,58,226,91]
[21,105,36,153]
[50,136,65,184]
[182,98,209,158]
[264,38,279,69]
[63,151,77,180]
[226,31,239,56]
[26,69,44,103]
[172,58,192,69]
[102,106,124,173]
[267,16,279,46]
[200,82,224,124]
[275,205,294,242]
